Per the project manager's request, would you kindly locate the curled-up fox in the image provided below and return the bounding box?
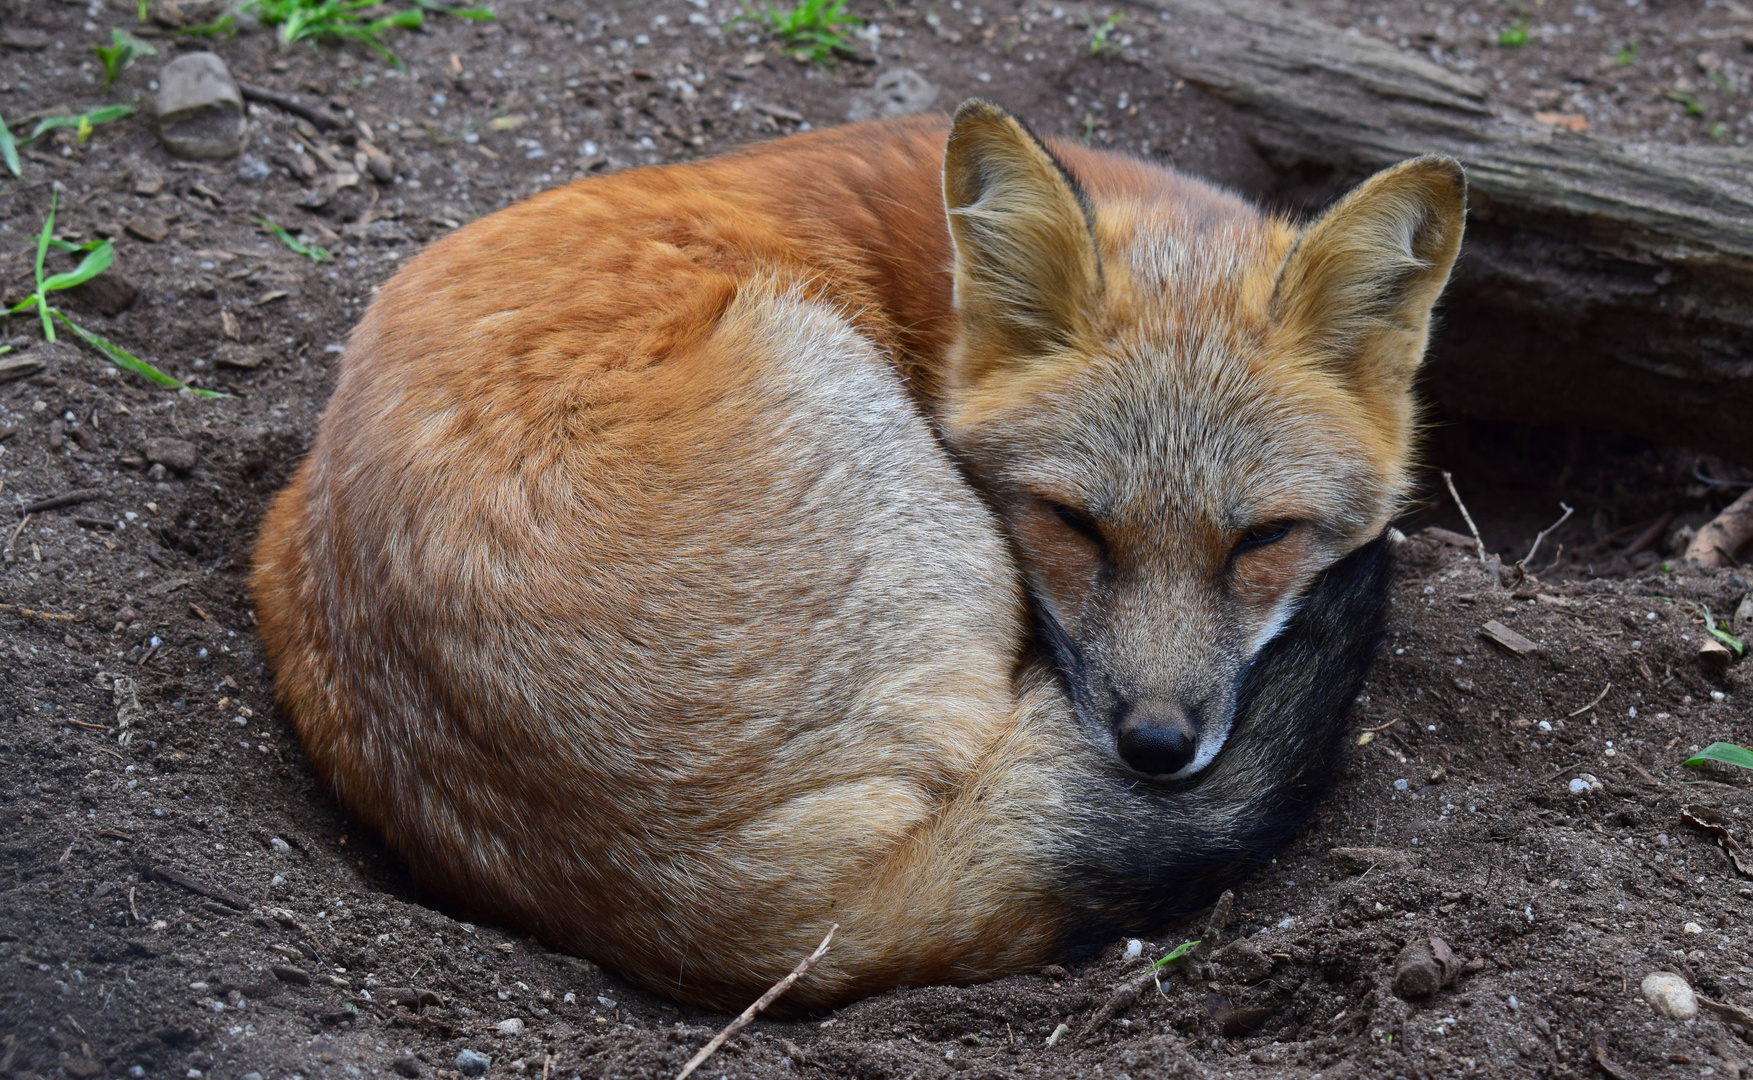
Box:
[253,100,1464,1010]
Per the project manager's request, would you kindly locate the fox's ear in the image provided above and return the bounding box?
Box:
[1271,156,1465,401]
[943,99,1102,379]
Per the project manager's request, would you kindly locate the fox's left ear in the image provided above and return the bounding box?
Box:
[942,99,1103,384]
[1270,156,1466,402]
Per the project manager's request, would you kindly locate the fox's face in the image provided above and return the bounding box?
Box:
[938,102,1465,779]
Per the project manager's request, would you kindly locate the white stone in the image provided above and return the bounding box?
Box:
[1641,971,1698,1020]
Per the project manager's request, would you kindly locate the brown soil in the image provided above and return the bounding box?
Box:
[3,1,1753,1078]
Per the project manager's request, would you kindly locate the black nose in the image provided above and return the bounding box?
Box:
[1115,721,1197,776]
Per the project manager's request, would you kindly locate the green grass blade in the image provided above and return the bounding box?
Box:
[41,240,114,292]
[415,0,493,20]
[1684,742,1753,771]
[1698,604,1748,657]
[30,104,135,141]
[33,190,56,339]
[0,111,20,177]
[255,217,331,261]
[54,310,229,397]
[1148,940,1200,973]
[82,104,137,126]
[175,14,238,37]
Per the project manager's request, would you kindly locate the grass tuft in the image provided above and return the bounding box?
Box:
[255,217,332,262]
[9,192,226,397]
[735,0,862,67]
[1087,12,1124,56]
[1496,14,1530,47]
[94,28,158,89]
[246,0,493,68]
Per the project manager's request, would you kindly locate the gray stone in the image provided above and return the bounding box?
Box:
[1643,971,1698,1020]
[845,68,939,122]
[1391,937,1462,1000]
[143,437,198,472]
[156,52,245,160]
[454,1050,490,1077]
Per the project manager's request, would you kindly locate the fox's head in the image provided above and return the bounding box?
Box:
[937,101,1464,780]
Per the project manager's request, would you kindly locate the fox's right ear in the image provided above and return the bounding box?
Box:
[1270,156,1466,406]
[943,99,1103,384]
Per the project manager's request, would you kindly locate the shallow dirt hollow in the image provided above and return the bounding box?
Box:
[2,0,1753,1078]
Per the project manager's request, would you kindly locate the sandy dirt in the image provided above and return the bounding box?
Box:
[3,0,1753,1077]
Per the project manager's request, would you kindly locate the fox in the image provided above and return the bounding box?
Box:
[251,100,1465,1011]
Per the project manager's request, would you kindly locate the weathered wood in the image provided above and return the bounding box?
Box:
[1138,0,1753,460]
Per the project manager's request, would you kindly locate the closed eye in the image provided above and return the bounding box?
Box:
[1233,520,1294,555]
[1045,500,1105,548]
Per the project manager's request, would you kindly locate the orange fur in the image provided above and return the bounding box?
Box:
[253,103,1463,1009]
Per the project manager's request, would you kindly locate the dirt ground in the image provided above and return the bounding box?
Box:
[4,0,1753,1077]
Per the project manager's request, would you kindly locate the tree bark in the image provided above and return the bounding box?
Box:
[1137,0,1753,461]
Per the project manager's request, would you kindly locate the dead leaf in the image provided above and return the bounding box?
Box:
[1535,111,1589,132]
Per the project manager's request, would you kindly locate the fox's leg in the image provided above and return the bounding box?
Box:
[1035,534,1395,952]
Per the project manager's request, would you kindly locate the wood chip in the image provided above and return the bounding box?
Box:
[0,356,46,384]
[1534,111,1588,132]
[1421,526,1478,548]
[1481,620,1539,655]
[125,216,170,243]
[146,576,194,597]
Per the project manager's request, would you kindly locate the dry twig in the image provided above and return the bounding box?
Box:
[0,602,79,622]
[676,925,837,1080]
[1440,472,1490,566]
[1515,502,1573,578]
[1567,682,1612,718]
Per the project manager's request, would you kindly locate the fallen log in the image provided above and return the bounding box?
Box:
[1138,0,1753,461]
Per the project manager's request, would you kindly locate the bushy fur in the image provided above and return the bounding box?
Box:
[252,101,1463,1010]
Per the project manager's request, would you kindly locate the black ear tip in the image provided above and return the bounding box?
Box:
[950,98,1013,132]
[1410,155,1467,199]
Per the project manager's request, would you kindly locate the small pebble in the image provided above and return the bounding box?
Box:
[1641,971,1698,1020]
[1568,778,1589,794]
[496,1017,525,1035]
[1124,939,1143,959]
[454,1050,490,1077]
[1393,778,1409,791]
[597,995,616,1009]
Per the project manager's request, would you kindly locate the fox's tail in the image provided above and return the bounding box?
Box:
[1046,534,1395,954]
